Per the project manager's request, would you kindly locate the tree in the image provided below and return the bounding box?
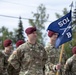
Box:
[0,26,13,49]
[72,4,76,32]
[55,8,75,58]
[13,16,25,43]
[55,8,68,19]
[29,4,49,44]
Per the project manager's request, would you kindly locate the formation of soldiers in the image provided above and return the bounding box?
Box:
[0,26,76,75]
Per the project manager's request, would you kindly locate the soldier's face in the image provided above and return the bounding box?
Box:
[5,44,12,54]
[28,31,37,41]
[51,33,58,41]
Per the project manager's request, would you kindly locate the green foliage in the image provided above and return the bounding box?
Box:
[64,42,72,58]
[29,4,49,44]
[55,8,68,19]
[0,17,25,49]
[13,17,25,43]
[0,26,13,49]
[72,8,76,32]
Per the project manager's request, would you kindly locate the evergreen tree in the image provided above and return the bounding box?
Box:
[29,4,49,44]
[14,16,25,43]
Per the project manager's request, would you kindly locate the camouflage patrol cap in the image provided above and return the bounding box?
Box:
[48,30,55,37]
[72,46,76,54]
[16,40,24,47]
[25,27,36,35]
[3,39,12,47]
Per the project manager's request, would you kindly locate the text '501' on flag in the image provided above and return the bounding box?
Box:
[47,10,72,48]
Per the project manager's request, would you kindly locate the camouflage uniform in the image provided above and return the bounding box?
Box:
[0,50,10,75]
[7,63,20,75]
[64,55,76,75]
[45,43,66,75]
[8,41,47,75]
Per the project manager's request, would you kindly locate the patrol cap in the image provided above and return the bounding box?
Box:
[16,40,24,47]
[3,39,12,47]
[72,46,76,54]
[25,27,36,35]
[48,30,55,37]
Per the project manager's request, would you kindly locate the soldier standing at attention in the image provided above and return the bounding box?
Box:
[8,26,47,75]
[45,30,66,75]
[0,39,12,75]
[7,40,25,75]
[64,46,76,75]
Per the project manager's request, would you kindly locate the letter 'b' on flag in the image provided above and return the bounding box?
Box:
[47,10,72,48]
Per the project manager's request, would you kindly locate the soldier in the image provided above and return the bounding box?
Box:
[45,30,66,75]
[8,26,47,75]
[8,40,25,75]
[64,46,76,75]
[16,40,25,48]
[0,39,12,75]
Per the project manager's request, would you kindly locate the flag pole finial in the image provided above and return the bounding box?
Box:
[69,1,73,10]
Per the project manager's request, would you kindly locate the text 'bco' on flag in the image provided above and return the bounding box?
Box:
[47,10,72,48]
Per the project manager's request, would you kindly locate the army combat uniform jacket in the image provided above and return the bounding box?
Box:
[64,55,76,75]
[0,51,10,75]
[45,43,66,75]
[8,41,47,75]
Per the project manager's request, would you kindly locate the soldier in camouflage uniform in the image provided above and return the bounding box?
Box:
[16,40,25,48]
[64,46,76,75]
[45,30,66,75]
[8,27,47,75]
[7,40,25,75]
[0,39,12,75]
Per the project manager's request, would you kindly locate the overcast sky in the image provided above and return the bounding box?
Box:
[0,0,75,31]
[0,0,75,43]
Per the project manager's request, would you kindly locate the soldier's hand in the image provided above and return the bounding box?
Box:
[56,63,61,70]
